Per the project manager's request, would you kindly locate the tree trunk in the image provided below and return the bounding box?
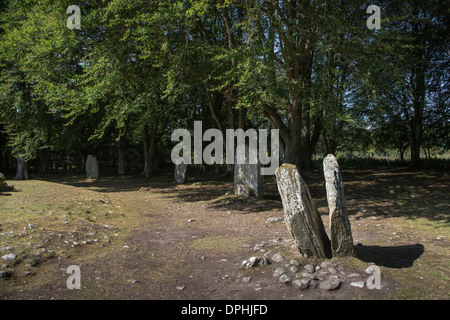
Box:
[142,126,150,175]
[145,128,158,177]
[38,149,52,174]
[409,65,425,169]
[118,136,126,175]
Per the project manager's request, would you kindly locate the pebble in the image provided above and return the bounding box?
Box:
[1,253,16,261]
[319,279,340,291]
[273,268,286,278]
[266,217,283,223]
[292,279,309,290]
[350,281,365,288]
[279,274,291,283]
[271,253,283,262]
[242,277,251,283]
[320,261,333,269]
[347,273,360,278]
[289,260,300,266]
[304,264,315,273]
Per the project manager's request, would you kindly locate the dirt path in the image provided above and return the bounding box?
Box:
[1,168,448,300]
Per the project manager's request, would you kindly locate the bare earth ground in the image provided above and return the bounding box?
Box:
[0,167,448,300]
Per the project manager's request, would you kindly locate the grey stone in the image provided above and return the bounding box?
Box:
[320,261,333,269]
[242,277,251,283]
[275,164,331,258]
[290,266,299,273]
[273,268,286,278]
[304,264,315,273]
[271,253,283,262]
[347,273,361,278]
[328,267,337,274]
[350,281,365,288]
[323,154,354,257]
[290,260,300,266]
[266,217,283,223]
[234,146,263,199]
[319,279,341,291]
[86,155,99,179]
[1,253,16,261]
[174,162,187,184]
[279,274,292,283]
[0,247,13,253]
[241,256,267,268]
[292,279,309,290]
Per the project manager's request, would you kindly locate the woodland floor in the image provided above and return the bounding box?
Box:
[0,166,449,300]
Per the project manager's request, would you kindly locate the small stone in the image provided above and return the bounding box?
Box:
[176,285,185,291]
[328,267,337,274]
[131,280,139,284]
[315,266,321,271]
[273,268,286,278]
[304,264,315,273]
[350,281,365,288]
[188,219,195,222]
[242,277,251,283]
[309,280,318,289]
[271,253,284,262]
[292,279,309,290]
[289,260,300,266]
[320,261,333,269]
[319,279,341,291]
[359,207,367,213]
[253,243,265,251]
[266,217,283,223]
[1,253,16,261]
[279,274,292,283]
[0,247,13,253]
[347,273,361,278]
[290,266,299,273]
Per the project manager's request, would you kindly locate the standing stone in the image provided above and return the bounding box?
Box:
[14,153,30,180]
[275,164,331,259]
[323,154,354,257]
[86,155,99,179]
[174,162,187,184]
[234,146,263,199]
[0,173,6,191]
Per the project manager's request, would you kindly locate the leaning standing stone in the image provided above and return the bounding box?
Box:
[86,155,99,179]
[323,154,354,257]
[275,164,331,259]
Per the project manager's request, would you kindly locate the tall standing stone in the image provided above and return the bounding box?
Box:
[323,154,354,257]
[86,155,99,179]
[275,164,331,258]
[234,146,263,199]
[174,162,187,184]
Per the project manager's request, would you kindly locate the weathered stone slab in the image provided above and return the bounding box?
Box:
[275,164,331,258]
[323,154,354,257]
[86,155,99,179]
[174,162,187,184]
[234,146,263,199]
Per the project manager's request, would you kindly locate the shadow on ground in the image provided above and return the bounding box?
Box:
[355,243,425,268]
